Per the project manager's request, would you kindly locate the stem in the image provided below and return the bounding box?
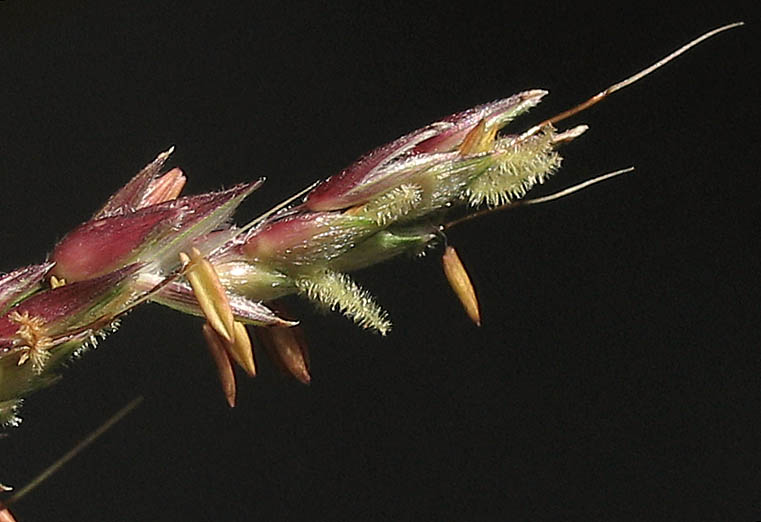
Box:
[519,23,743,142]
[5,396,143,507]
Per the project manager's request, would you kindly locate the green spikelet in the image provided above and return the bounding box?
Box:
[357,184,423,225]
[466,130,561,207]
[295,270,391,335]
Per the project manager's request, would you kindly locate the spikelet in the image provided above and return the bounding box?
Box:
[355,184,423,225]
[466,130,561,207]
[295,270,391,335]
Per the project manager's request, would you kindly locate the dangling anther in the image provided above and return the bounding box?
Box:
[442,246,481,326]
[180,248,236,343]
[202,322,237,407]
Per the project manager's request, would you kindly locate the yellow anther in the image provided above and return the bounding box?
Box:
[459,118,499,156]
[256,324,311,384]
[49,276,66,289]
[442,246,481,326]
[227,321,256,377]
[180,248,236,343]
[202,322,237,408]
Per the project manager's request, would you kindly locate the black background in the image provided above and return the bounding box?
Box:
[1,2,759,521]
